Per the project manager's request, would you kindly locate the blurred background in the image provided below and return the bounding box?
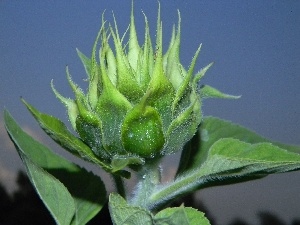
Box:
[1,1,299,224]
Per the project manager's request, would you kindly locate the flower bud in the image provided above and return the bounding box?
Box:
[121,104,165,158]
[51,4,237,172]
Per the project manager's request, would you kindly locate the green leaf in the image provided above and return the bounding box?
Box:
[171,45,201,116]
[127,2,141,72]
[21,99,112,171]
[75,115,106,159]
[105,45,118,86]
[109,193,153,225]
[97,48,133,156]
[148,118,300,211]
[143,6,175,134]
[76,49,92,79]
[155,206,211,225]
[200,85,240,99]
[109,17,144,103]
[164,10,183,91]
[87,24,103,109]
[109,193,211,225]
[144,71,175,135]
[20,152,76,225]
[111,155,144,172]
[138,12,153,91]
[51,80,79,131]
[151,139,300,211]
[164,98,200,155]
[4,110,107,225]
[182,116,300,171]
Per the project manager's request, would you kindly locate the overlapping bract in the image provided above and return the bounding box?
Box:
[51,5,236,171]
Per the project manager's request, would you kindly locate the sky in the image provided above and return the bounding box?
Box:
[1,1,300,224]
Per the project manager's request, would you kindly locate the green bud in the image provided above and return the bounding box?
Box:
[121,104,164,158]
[51,3,236,171]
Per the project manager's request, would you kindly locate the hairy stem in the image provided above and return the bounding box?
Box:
[147,167,209,211]
[129,159,161,208]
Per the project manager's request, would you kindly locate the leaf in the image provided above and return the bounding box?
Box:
[75,115,106,158]
[127,3,141,72]
[20,152,76,225]
[200,85,240,99]
[143,9,175,134]
[4,110,107,225]
[164,11,183,91]
[22,99,130,177]
[181,116,300,172]
[138,11,153,91]
[109,193,211,225]
[206,138,300,173]
[76,49,92,79]
[22,100,91,158]
[111,155,144,172]
[164,99,200,156]
[22,99,114,172]
[155,206,211,225]
[109,193,153,225]
[148,124,300,211]
[51,80,79,131]
[109,17,144,103]
[171,45,202,116]
[97,48,133,157]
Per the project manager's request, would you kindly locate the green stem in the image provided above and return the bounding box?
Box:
[146,168,209,212]
[129,158,161,208]
[112,174,126,199]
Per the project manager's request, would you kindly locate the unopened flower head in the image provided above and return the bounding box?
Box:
[52,4,236,170]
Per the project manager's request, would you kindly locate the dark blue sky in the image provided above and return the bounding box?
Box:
[1,1,300,224]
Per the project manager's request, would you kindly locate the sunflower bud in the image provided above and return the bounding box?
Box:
[51,4,236,170]
[121,101,165,158]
